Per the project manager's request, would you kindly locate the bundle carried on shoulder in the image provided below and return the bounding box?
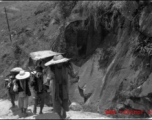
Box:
[13,83,18,92]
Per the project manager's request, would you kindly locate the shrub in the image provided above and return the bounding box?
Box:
[72,1,126,30]
[133,37,152,58]
[57,1,78,20]
[34,2,54,16]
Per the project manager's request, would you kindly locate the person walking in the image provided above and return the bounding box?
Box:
[5,76,16,108]
[4,67,23,108]
[15,70,31,117]
[45,55,79,119]
[30,66,45,114]
[43,67,54,107]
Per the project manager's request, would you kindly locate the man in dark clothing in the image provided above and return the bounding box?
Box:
[30,66,46,114]
[5,67,23,108]
[5,75,16,107]
[45,55,79,119]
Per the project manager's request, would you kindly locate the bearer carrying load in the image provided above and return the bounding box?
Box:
[29,50,61,114]
[4,67,23,108]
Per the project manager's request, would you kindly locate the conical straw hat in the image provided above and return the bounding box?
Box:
[16,70,30,80]
[45,55,70,66]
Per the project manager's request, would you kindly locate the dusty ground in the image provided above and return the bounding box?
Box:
[0,99,109,119]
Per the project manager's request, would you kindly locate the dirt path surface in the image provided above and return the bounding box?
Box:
[0,99,109,119]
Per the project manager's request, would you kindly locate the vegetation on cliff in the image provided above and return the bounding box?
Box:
[1,1,152,118]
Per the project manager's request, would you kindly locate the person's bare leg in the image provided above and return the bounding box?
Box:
[62,109,66,119]
[23,108,28,117]
[23,97,28,117]
[54,100,62,119]
[9,93,15,107]
[33,98,37,114]
[39,93,44,114]
[18,97,23,113]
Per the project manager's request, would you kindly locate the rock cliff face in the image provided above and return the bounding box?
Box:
[64,1,152,118]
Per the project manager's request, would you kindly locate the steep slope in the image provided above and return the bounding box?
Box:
[1,1,152,119]
[63,1,152,118]
[0,1,59,98]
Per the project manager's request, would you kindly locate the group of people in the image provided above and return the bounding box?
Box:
[4,54,79,119]
[5,67,31,117]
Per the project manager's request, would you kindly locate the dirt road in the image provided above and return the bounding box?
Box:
[0,99,109,119]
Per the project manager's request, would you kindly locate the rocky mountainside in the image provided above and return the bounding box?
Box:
[70,1,152,118]
[0,1,152,118]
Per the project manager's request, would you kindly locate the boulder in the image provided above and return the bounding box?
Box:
[116,103,125,111]
[69,102,82,111]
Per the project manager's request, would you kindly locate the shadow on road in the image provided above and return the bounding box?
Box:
[35,112,60,119]
[10,106,34,118]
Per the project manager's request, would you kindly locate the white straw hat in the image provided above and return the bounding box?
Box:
[16,70,30,80]
[45,55,70,66]
[10,67,23,72]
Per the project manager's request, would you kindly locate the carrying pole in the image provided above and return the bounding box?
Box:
[4,7,12,42]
